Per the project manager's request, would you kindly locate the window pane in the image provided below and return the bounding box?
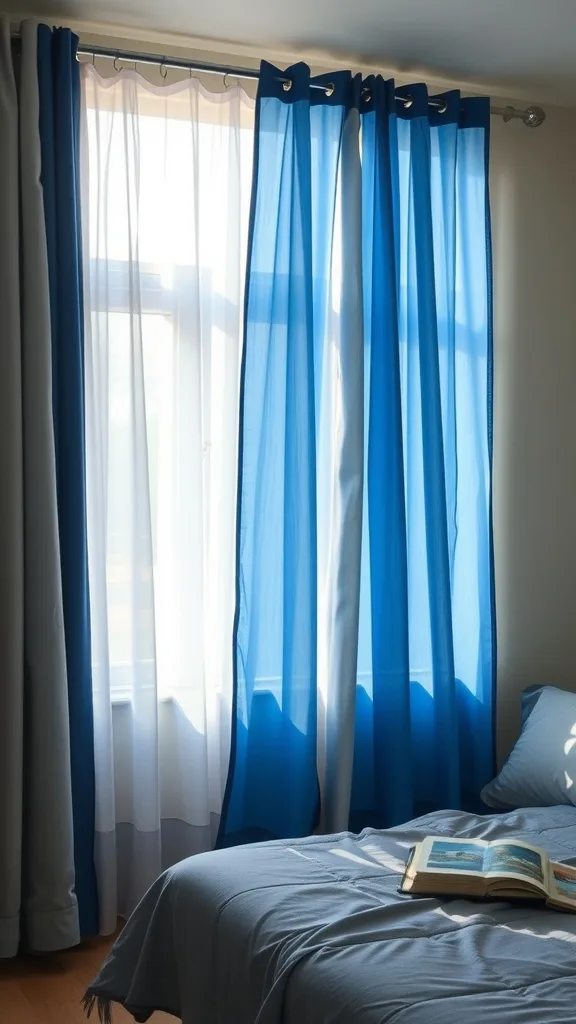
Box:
[106,312,172,677]
[85,76,253,707]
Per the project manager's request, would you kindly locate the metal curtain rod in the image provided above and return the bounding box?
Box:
[78,45,546,127]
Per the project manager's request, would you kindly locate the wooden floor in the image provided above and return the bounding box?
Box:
[0,933,174,1023]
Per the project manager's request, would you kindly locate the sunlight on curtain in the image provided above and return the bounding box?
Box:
[220,67,493,845]
[81,66,254,929]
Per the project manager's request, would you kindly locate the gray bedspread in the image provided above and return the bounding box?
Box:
[84,806,576,1023]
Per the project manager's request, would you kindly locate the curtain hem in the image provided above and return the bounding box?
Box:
[26,901,80,953]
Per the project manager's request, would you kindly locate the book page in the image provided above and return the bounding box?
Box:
[549,861,576,907]
[417,836,488,877]
[482,839,548,893]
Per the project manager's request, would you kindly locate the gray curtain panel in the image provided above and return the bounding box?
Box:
[0,19,80,957]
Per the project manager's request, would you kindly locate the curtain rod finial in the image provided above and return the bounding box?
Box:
[523,105,546,128]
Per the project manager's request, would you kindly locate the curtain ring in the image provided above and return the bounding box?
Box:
[113,54,121,72]
[160,62,168,81]
[223,72,231,90]
[91,51,96,67]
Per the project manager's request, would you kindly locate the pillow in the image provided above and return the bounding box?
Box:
[481,685,576,809]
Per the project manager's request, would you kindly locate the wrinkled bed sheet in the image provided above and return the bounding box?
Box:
[85,806,576,1023]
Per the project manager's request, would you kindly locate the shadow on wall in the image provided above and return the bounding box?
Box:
[490,104,576,763]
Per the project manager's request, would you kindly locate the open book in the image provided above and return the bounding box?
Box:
[400,836,576,912]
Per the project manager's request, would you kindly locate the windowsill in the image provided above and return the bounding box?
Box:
[110,692,176,706]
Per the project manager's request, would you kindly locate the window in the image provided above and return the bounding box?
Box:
[83,70,254,705]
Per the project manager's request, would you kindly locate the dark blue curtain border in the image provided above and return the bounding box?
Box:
[483,104,498,781]
[216,63,263,850]
[37,24,99,935]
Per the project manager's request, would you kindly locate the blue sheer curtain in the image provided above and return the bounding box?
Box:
[219,62,494,845]
[37,25,98,934]
[352,83,494,829]
[220,62,345,844]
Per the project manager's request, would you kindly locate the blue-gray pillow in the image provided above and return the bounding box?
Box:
[481,685,576,809]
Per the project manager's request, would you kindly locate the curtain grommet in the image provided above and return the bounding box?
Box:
[402,95,414,109]
[437,100,448,114]
[324,82,335,97]
[282,79,292,92]
[362,88,371,103]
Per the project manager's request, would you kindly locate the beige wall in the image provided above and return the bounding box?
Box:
[74,22,576,763]
[491,105,576,762]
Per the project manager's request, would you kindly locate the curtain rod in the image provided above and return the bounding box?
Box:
[78,45,546,127]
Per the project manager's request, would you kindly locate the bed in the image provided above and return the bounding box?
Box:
[84,805,576,1024]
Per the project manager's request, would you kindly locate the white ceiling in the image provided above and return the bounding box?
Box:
[7,0,576,105]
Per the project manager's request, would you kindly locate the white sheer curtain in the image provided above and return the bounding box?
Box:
[81,65,254,931]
